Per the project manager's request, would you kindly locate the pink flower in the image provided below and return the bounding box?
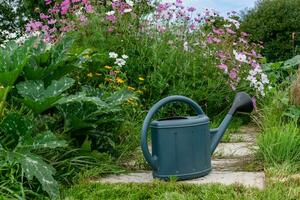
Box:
[229,69,238,80]
[108,27,114,33]
[189,24,196,30]
[61,0,71,15]
[241,32,249,37]
[187,7,196,12]
[106,14,117,23]
[80,15,87,23]
[213,28,225,35]
[226,28,236,34]
[45,0,52,5]
[85,4,94,13]
[72,0,81,3]
[40,13,50,19]
[207,36,214,43]
[48,19,57,25]
[212,37,222,43]
[218,63,228,72]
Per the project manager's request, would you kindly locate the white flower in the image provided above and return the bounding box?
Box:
[106,11,115,16]
[121,54,129,59]
[126,0,134,7]
[227,18,240,29]
[233,50,247,63]
[115,58,126,67]
[261,73,269,84]
[124,8,132,13]
[109,52,118,58]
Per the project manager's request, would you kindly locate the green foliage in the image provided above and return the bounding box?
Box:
[56,88,134,152]
[0,38,35,117]
[17,77,75,114]
[257,121,300,169]
[0,113,67,199]
[23,36,78,84]
[263,55,300,85]
[241,0,300,62]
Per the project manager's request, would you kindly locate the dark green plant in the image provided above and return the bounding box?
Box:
[56,87,135,152]
[0,113,67,199]
[263,55,300,85]
[0,38,35,117]
[241,0,300,62]
[16,76,75,114]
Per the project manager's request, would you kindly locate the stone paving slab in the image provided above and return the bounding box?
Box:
[229,133,256,143]
[212,158,251,171]
[213,142,257,158]
[96,171,265,189]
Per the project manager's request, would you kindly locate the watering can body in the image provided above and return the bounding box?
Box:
[150,116,211,179]
[141,93,253,180]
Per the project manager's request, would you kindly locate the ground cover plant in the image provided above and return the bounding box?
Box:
[1,0,300,199]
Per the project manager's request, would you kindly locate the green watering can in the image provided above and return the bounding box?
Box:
[141,92,253,180]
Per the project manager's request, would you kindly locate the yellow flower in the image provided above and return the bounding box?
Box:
[128,86,136,91]
[137,90,143,94]
[87,72,93,78]
[116,77,125,84]
[138,77,145,81]
[0,85,4,89]
[95,72,102,76]
[127,97,136,104]
[104,65,112,70]
[105,78,113,82]
[114,70,121,74]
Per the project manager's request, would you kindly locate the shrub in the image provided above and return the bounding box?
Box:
[240,0,300,62]
[73,0,270,117]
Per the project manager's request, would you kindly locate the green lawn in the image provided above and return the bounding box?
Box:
[62,179,300,200]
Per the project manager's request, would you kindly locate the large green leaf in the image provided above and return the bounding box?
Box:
[16,77,75,114]
[56,90,134,132]
[23,36,77,84]
[283,55,300,68]
[17,152,59,199]
[0,113,67,198]
[20,131,67,151]
[0,38,34,86]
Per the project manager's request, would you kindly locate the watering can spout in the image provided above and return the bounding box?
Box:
[210,92,254,154]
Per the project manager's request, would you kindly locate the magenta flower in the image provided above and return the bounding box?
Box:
[61,0,71,15]
[45,0,52,5]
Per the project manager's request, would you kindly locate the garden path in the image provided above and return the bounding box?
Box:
[94,125,265,189]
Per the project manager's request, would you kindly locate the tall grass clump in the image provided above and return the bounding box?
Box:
[257,121,300,169]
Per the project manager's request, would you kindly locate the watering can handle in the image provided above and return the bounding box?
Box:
[141,95,204,169]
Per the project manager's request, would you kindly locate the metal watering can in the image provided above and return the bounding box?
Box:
[141,92,253,180]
